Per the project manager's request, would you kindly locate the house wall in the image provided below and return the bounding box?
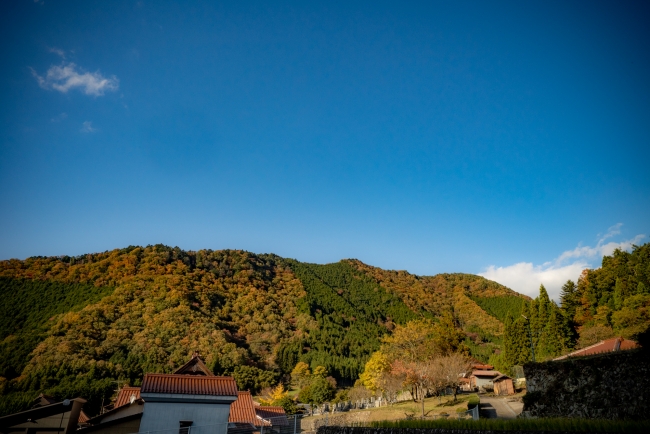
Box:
[101,404,143,423]
[8,412,73,431]
[98,418,141,434]
[472,376,494,389]
[139,401,232,434]
[494,379,514,395]
[79,417,142,434]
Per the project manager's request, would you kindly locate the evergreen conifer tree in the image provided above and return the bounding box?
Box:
[559,308,577,350]
[538,285,551,323]
[543,308,563,357]
[512,317,532,364]
[529,298,540,349]
[560,280,577,320]
[503,312,515,367]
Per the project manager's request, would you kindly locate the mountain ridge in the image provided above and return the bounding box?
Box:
[0,245,527,416]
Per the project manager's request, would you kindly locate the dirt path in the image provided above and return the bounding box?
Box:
[479,396,522,419]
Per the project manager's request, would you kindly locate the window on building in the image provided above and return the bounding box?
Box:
[179,420,193,434]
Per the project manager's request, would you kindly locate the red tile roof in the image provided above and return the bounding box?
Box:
[141,374,238,396]
[78,410,90,423]
[255,406,289,426]
[471,364,494,370]
[114,387,142,408]
[229,392,259,425]
[553,337,639,360]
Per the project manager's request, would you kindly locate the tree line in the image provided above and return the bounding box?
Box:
[498,243,650,372]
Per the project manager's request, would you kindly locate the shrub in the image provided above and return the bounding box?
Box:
[467,393,480,409]
[369,418,650,432]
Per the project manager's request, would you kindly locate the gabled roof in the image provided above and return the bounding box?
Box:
[255,406,289,426]
[114,387,142,408]
[0,397,87,429]
[173,352,214,376]
[553,337,639,360]
[31,394,58,407]
[471,370,501,377]
[229,391,260,425]
[493,374,512,382]
[141,373,237,396]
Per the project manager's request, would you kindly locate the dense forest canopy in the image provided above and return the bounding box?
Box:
[6,244,648,417]
[0,278,114,379]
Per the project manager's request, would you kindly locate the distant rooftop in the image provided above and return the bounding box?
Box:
[114,386,141,408]
[255,406,289,426]
[471,370,501,377]
[553,337,638,361]
[471,363,494,370]
[229,391,259,426]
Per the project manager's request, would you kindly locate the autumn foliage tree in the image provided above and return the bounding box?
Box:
[359,317,469,416]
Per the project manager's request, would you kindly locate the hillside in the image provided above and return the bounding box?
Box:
[0,245,527,416]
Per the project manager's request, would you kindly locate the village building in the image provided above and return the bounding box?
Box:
[138,372,238,434]
[2,354,288,434]
[0,396,87,434]
[469,370,502,391]
[492,374,515,396]
[77,388,143,434]
[228,391,260,433]
[227,391,289,434]
[466,362,503,392]
[254,407,289,428]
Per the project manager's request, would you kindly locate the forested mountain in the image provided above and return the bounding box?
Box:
[0,245,528,416]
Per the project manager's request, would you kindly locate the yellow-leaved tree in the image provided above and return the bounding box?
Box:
[359,351,391,394]
[290,361,311,389]
[258,383,289,405]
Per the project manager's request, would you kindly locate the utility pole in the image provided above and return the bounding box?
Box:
[521,315,536,362]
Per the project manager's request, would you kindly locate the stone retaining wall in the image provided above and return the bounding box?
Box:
[316,426,597,434]
[522,349,650,420]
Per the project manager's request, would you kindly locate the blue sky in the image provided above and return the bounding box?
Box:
[1,1,649,300]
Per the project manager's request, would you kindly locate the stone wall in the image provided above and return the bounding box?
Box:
[316,426,596,434]
[522,349,650,420]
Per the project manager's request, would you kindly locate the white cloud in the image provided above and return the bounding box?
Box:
[80,121,96,133]
[553,223,643,264]
[31,62,119,96]
[48,47,66,59]
[480,261,589,302]
[479,225,646,302]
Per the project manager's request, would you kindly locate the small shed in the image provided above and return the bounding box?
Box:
[493,374,515,396]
